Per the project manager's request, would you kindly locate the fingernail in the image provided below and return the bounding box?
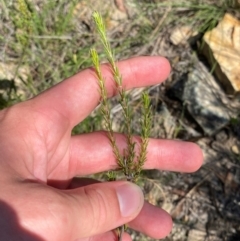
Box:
[116,183,144,217]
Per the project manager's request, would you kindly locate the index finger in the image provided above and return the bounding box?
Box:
[31,56,170,128]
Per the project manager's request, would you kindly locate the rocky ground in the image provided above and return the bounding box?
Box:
[1,1,240,240]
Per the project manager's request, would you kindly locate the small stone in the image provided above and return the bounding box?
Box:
[232,145,240,155]
[114,0,128,13]
[187,229,207,241]
[170,26,198,45]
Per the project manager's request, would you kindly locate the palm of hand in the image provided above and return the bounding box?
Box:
[0,57,203,241]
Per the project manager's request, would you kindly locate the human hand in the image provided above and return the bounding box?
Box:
[0,56,203,241]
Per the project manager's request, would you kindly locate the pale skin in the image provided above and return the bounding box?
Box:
[0,56,203,241]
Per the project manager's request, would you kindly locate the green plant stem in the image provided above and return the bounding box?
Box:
[91,11,152,240]
[92,11,136,177]
[90,48,123,165]
[136,92,152,175]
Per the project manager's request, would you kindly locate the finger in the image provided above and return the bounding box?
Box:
[78,231,131,241]
[8,181,137,241]
[68,178,132,241]
[31,56,170,128]
[128,201,172,239]
[68,132,203,176]
[63,181,144,239]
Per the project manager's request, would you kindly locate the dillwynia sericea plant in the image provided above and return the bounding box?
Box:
[90,11,152,240]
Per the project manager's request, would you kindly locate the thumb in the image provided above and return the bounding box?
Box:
[65,181,144,239]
